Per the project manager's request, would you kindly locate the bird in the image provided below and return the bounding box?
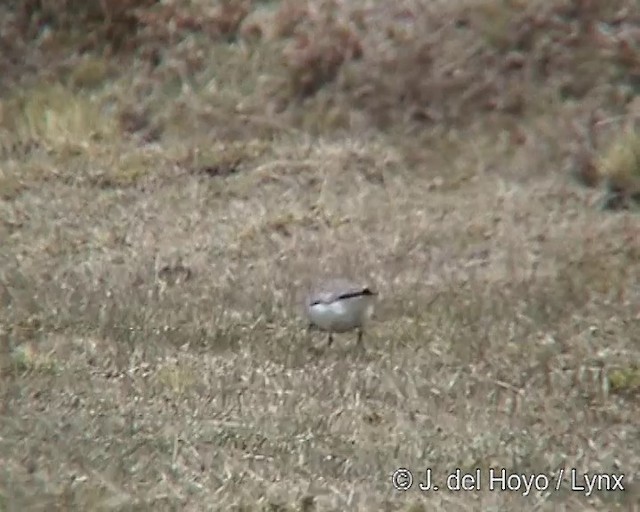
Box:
[306,278,377,347]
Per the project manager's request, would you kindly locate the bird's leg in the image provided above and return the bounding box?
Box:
[327,333,333,346]
[357,328,363,347]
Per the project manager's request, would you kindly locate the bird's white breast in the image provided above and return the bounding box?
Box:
[308,295,373,332]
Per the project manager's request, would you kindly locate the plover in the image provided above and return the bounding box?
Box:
[306,278,377,347]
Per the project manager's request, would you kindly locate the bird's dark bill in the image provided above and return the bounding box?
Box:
[336,288,377,301]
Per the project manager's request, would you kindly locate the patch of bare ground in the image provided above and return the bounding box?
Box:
[1,0,639,510]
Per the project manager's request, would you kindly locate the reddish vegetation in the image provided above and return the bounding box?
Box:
[3,1,638,164]
[7,0,638,120]
[283,21,363,98]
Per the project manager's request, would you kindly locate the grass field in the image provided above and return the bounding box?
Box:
[1,0,639,510]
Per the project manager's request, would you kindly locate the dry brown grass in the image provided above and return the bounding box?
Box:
[1,0,640,510]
